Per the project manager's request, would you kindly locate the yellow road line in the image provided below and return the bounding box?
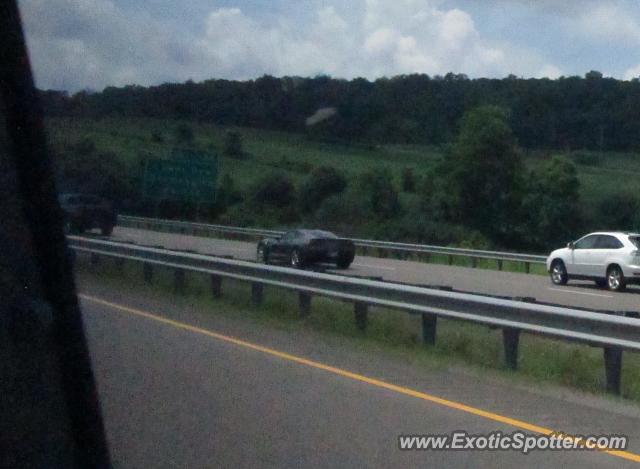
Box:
[80,293,640,463]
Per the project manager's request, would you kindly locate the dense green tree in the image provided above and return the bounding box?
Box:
[520,155,581,249]
[356,167,400,219]
[437,106,524,241]
[251,172,296,208]
[40,74,640,151]
[299,166,347,213]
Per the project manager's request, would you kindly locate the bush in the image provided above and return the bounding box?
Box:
[570,151,601,167]
[174,124,194,144]
[215,174,243,211]
[71,138,96,157]
[223,131,244,158]
[401,167,416,192]
[312,192,366,235]
[519,155,581,249]
[356,167,400,219]
[251,172,296,208]
[299,166,347,213]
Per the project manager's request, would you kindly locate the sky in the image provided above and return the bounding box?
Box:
[17,0,640,92]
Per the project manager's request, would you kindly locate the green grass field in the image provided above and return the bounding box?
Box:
[45,117,442,191]
[45,116,640,211]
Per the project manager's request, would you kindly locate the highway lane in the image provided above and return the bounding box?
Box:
[107,226,638,312]
[78,276,640,468]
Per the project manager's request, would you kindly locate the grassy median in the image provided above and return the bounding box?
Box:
[75,253,640,403]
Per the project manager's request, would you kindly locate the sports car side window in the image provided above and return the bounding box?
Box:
[281,231,297,242]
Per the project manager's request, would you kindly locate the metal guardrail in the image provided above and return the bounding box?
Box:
[69,235,639,395]
[117,215,547,272]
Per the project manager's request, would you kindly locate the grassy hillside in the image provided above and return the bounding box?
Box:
[45,117,442,190]
[45,116,640,241]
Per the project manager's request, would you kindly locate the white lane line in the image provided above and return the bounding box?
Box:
[352,263,396,271]
[548,288,613,298]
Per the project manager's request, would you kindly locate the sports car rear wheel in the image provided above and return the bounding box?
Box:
[290,249,304,268]
[257,245,269,264]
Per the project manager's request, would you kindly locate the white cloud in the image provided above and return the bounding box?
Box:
[537,64,564,79]
[624,64,640,80]
[574,5,640,43]
[19,0,198,90]
[19,0,566,91]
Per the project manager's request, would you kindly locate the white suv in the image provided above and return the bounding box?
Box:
[546,232,640,292]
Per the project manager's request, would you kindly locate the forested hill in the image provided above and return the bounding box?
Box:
[40,71,640,151]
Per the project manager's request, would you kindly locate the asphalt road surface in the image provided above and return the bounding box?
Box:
[107,226,638,312]
[79,275,640,468]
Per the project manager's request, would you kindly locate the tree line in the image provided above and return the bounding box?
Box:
[40,71,640,151]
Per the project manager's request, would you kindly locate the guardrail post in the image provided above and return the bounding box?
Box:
[502,328,520,370]
[471,257,477,268]
[143,263,153,283]
[90,253,100,265]
[354,302,368,331]
[497,260,503,271]
[421,313,437,346]
[447,254,453,265]
[298,292,312,318]
[251,282,264,306]
[524,262,530,274]
[603,347,622,395]
[115,257,125,271]
[378,248,387,258]
[174,269,186,294]
[210,274,222,298]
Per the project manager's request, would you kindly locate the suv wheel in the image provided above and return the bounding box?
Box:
[607,265,626,292]
[550,260,568,285]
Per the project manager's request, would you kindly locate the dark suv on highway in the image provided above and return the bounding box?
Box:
[59,193,117,235]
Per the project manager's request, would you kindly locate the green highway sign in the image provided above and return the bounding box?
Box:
[143,149,218,203]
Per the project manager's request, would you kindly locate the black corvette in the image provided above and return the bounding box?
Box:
[257,229,355,269]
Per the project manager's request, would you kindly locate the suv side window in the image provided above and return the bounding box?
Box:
[574,235,598,249]
[596,235,623,249]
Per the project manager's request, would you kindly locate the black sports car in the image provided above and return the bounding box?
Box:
[257,229,355,269]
